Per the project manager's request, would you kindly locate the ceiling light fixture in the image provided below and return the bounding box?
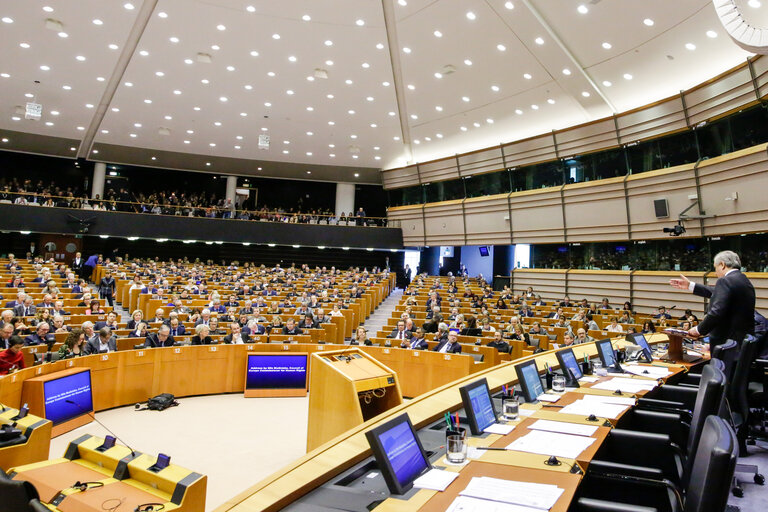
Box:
[602,42,612,49]
[643,18,654,26]
[577,4,588,14]
[434,30,442,37]
[602,80,612,87]
[497,44,506,51]
[505,2,514,9]
[356,19,365,26]
[466,11,476,20]
[535,37,544,45]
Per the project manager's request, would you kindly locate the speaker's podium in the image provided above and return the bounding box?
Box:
[307,348,402,451]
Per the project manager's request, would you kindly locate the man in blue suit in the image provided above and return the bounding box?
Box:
[433,330,462,354]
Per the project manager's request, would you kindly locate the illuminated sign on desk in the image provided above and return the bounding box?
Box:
[43,370,93,425]
[245,354,307,390]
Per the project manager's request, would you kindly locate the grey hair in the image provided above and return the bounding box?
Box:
[714,250,741,269]
[195,323,208,335]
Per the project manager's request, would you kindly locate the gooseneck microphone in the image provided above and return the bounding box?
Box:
[65,399,137,456]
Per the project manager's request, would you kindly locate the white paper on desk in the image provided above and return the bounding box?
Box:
[528,419,598,437]
[459,476,565,510]
[537,393,561,403]
[413,468,459,491]
[558,399,628,420]
[621,365,672,378]
[446,495,543,512]
[466,446,487,460]
[484,423,516,435]
[519,408,536,417]
[505,430,595,459]
[591,377,657,394]
[581,394,636,407]
[579,376,600,383]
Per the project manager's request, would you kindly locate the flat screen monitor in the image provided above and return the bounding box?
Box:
[555,348,583,382]
[514,360,544,403]
[245,353,308,390]
[459,378,497,435]
[626,333,653,362]
[478,246,490,257]
[596,338,621,371]
[43,370,93,425]
[365,413,431,495]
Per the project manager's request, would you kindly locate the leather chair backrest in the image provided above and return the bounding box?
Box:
[28,499,50,512]
[0,472,40,512]
[711,339,739,381]
[685,416,737,512]
[685,365,725,468]
[708,358,725,374]
[726,335,759,422]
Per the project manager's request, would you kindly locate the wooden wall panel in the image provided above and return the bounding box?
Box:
[562,178,629,242]
[459,147,505,177]
[566,270,632,310]
[508,188,564,244]
[502,133,558,168]
[556,118,619,158]
[510,269,568,302]
[463,194,511,245]
[625,164,700,240]
[752,56,768,99]
[381,164,420,190]
[697,144,768,236]
[616,96,687,142]
[685,64,755,125]
[626,271,707,315]
[387,205,424,246]
[423,201,465,246]
[418,157,459,184]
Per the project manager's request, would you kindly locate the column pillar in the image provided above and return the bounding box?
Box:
[225,176,237,204]
[91,162,106,199]
[335,183,355,217]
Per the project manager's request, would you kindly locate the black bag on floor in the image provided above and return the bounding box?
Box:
[144,393,178,411]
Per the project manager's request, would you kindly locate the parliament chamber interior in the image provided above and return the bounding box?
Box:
[2,1,768,512]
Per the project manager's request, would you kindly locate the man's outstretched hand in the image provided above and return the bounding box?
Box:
[669,274,691,291]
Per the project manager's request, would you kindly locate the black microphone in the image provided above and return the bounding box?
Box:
[65,399,137,456]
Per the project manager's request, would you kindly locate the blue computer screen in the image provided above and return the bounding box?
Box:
[598,340,615,366]
[245,354,307,389]
[43,371,93,425]
[560,350,583,380]
[629,333,653,359]
[521,363,544,399]
[467,383,496,432]
[379,420,429,487]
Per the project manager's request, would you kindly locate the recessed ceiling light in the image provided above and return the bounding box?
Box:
[267,71,275,77]
[184,58,193,64]
[219,96,228,101]
[643,18,654,26]
[328,121,335,125]
[158,11,168,18]
[370,123,377,128]
[187,130,194,134]
[169,36,179,43]
[211,45,220,50]
[497,44,506,51]
[155,71,165,76]
[109,43,119,50]
[246,5,256,12]
[43,6,54,12]
[434,30,442,37]
[602,80,612,87]
[534,37,544,45]
[216,24,226,30]
[464,59,472,66]
[324,40,333,46]
[466,11,476,20]
[130,133,137,137]
[382,81,390,86]
[486,118,494,124]
[143,99,152,104]
[394,136,400,140]
[264,102,271,107]
[209,142,216,146]
[306,106,313,111]
[139,50,149,56]
[92,18,104,25]
[134,123,142,127]
[97,76,105,81]
[123,3,135,10]
[491,85,500,92]
[348,110,355,114]
[505,1,514,9]
[562,68,571,75]
[283,150,289,154]
[410,114,418,119]
[40,65,50,71]
[523,73,532,79]
[236,135,243,140]
[327,94,334,99]
[226,65,235,71]
[706,30,718,38]
[345,79,353,84]
[407,84,415,90]
[685,43,696,50]
[434,72,443,78]
[547,98,555,104]
[272,33,280,39]
[19,42,30,48]
[1,17,13,23]
[151,156,157,160]
[164,115,172,120]
[250,50,259,57]
[462,96,470,102]
[306,131,313,136]
[749,0,761,7]
[581,91,590,97]
[57,31,68,38]
[11,116,20,121]
[472,123,480,128]
[366,96,374,101]
[362,62,370,68]
[329,154,336,157]
[515,109,523,115]
[328,143,335,147]
[356,19,365,26]
[173,89,181,94]
[388,111,395,116]
[403,47,411,53]
[435,105,443,111]
[63,85,71,90]
[286,90,294,95]
[460,126,467,131]
[49,110,59,116]
[623,73,633,80]
[288,55,297,62]
[602,42,612,49]
[45,121,54,126]
[77,126,85,130]
[24,93,34,98]
[76,55,86,61]
[577,4,588,14]
[125,81,133,86]
[302,14,311,21]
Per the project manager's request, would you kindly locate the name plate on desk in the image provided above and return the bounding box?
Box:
[174,348,181,354]
[444,355,452,360]
[100,354,109,361]
[136,351,145,357]
[383,348,390,354]
[209,346,217,352]
[412,351,420,357]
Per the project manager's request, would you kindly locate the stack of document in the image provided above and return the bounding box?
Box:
[527,419,598,437]
[505,429,595,459]
[621,365,672,378]
[537,393,562,403]
[413,468,460,491]
[484,423,516,435]
[558,398,629,419]
[581,394,636,406]
[451,476,564,510]
[591,377,658,394]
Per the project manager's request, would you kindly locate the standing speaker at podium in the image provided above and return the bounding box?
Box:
[670,250,755,347]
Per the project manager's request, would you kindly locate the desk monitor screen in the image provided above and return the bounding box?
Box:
[515,360,544,403]
[627,333,653,362]
[555,348,583,381]
[596,338,619,369]
[365,413,431,495]
[96,435,116,452]
[245,354,308,390]
[43,370,93,425]
[459,378,497,435]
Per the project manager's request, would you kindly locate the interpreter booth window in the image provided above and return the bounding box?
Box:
[729,105,768,151]
[531,244,570,269]
[563,149,627,184]
[423,179,465,203]
[464,170,511,198]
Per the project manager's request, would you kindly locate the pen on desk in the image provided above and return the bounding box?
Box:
[444,413,452,429]
[455,412,459,429]
[476,447,508,451]
[541,404,564,408]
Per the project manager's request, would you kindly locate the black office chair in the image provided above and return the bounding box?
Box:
[27,499,50,512]
[574,415,737,512]
[679,339,737,387]
[32,352,63,365]
[591,364,725,487]
[0,471,41,512]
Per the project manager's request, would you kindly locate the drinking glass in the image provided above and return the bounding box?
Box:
[552,375,566,393]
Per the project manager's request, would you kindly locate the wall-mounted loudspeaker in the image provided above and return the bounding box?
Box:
[653,199,669,219]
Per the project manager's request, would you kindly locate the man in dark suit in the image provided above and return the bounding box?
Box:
[546,307,564,320]
[71,252,84,279]
[670,250,755,347]
[14,298,36,318]
[168,318,186,337]
[244,320,267,336]
[144,324,175,348]
[94,311,119,331]
[403,327,428,350]
[281,318,303,335]
[388,320,411,341]
[433,330,462,354]
[85,327,118,354]
[223,323,251,344]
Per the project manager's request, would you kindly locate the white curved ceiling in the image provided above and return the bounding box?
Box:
[0,0,756,176]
